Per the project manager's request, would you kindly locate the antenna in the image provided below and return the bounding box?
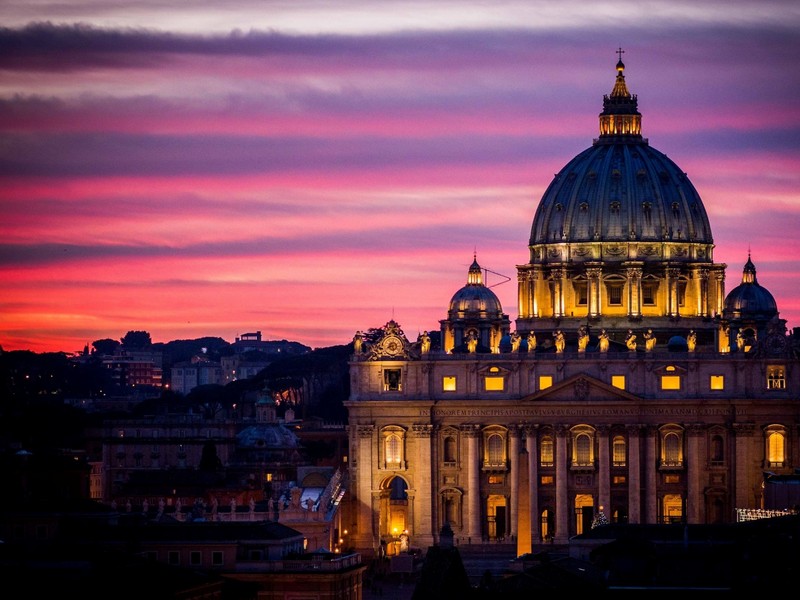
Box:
[484,266,511,289]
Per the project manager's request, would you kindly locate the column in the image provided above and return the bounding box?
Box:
[465,425,482,540]
[354,425,376,552]
[626,425,642,524]
[645,426,658,523]
[694,267,709,317]
[554,425,570,544]
[587,266,602,318]
[526,425,540,543]
[666,267,681,317]
[551,268,565,318]
[516,445,531,557]
[686,423,704,524]
[733,423,756,510]
[517,271,529,319]
[597,425,611,516]
[509,427,521,538]
[626,266,642,318]
[412,423,434,548]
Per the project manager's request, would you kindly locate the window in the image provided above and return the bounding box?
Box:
[661,366,682,390]
[767,366,786,389]
[539,375,553,390]
[575,280,588,306]
[484,366,505,391]
[484,432,506,468]
[611,375,625,390]
[660,427,684,468]
[642,281,658,305]
[442,376,456,391]
[766,426,786,467]
[607,283,623,305]
[571,426,595,468]
[212,551,223,566]
[443,435,457,463]
[382,426,405,470]
[612,475,626,485]
[710,375,724,390]
[190,551,202,566]
[384,368,402,391]
[612,435,626,466]
[168,551,180,566]
[540,435,554,467]
[710,434,724,465]
[540,475,554,485]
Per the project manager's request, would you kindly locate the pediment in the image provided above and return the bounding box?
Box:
[523,373,640,402]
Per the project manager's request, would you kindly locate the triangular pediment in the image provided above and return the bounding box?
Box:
[523,373,640,402]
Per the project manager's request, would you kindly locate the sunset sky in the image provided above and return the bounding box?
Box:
[2,1,799,354]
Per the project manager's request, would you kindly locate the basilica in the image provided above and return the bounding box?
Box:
[344,56,800,557]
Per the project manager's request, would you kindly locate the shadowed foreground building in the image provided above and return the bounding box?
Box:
[344,55,800,557]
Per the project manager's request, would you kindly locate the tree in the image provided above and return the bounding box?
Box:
[91,338,120,355]
[121,330,152,349]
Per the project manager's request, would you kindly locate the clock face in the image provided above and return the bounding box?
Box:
[766,334,787,355]
[383,335,403,356]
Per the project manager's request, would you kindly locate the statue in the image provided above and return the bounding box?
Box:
[687,330,697,352]
[554,330,565,353]
[353,331,364,354]
[644,329,656,352]
[577,326,589,353]
[598,329,609,353]
[418,331,431,354]
[625,329,637,352]
[467,331,478,353]
[736,331,745,351]
[510,331,521,352]
[527,331,537,352]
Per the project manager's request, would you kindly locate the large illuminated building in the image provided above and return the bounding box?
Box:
[344,56,800,557]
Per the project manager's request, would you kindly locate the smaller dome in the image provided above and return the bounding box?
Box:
[667,336,688,352]
[723,255,778,321]
[447,255,505,318]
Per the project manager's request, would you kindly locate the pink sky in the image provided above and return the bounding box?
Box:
[1,1,800,353]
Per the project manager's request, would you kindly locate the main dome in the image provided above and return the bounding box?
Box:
[530,59,713,247]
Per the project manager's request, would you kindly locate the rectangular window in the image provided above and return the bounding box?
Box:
[144,551,157,561]
[168,551,180,566]
[211,551,224,566]
[539,375,553,390]
[190,551,202,566]
[442,376,456,391]
[661,375,681,390]
[484,376,504,391]
[612,475,626,485]
[608,283,623,305]
[488,475,504,485]
[576,281,588,306]
[767,366,786,390]
[611,375,626,390]
[710,375,724,390]
[642,282,657,305]
[384,368,402,391]
[540,475,554,485]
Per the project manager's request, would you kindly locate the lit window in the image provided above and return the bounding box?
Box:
[485,433,505,467]
[386,434,401,466]
[571,426,595,468]
[540,475,554,485]
[611,375,625,390]
[661,429,683,468]
[384,369,402,391]
[710,375,724,390]
[766,427,786,467]
[443,376,456,391]
[485,376,504,391]
[540,436,554,467]
[661,375,681,390]
[612,435,626,466]
[539,375,553,390]
[382,426,406,470]
[767,366,786,390]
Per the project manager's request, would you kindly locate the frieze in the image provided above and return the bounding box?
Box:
[420,406,743,418]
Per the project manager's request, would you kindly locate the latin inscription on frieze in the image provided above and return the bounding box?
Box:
[420,406,743,418]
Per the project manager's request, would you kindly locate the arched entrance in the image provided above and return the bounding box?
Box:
[380,476,409,555]
[662,494,684,524]
[574,493,594,535]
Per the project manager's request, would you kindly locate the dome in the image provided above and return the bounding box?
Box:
[723,255,778,321]
[447,255,505,318]
[529,61,713,249]
[237,424,299,449]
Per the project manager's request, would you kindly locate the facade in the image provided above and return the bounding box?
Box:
[344,56,800,557]
[171,354,224,394]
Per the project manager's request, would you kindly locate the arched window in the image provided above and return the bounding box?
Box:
[663,432,682,467]
[381,426,406,470]
[487,434,504,466]
[386,434,401,466]
[570,426,595,469]
[444,435,457,463]
[540,435,554,467]
[766,426,786,467]
[612,435,626,466]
